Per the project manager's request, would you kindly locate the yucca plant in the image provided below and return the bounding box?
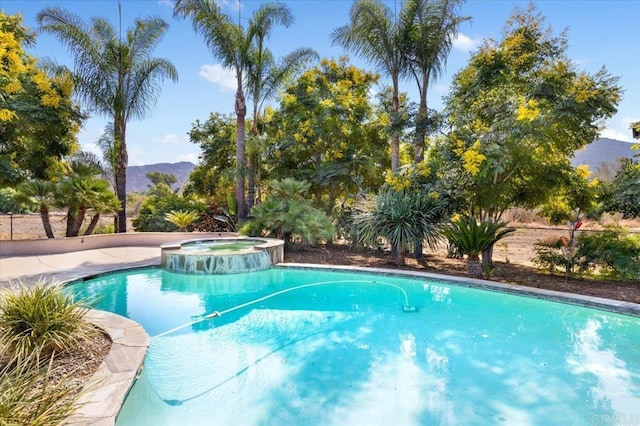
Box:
[0,353,83,425]
[441,216,515,278]
[165,210,200,232]
[353,188,445,265]
[0,280,96,363]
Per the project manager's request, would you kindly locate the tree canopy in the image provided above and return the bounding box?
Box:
[265,57,388,211]
[0,12,83,186]
[443,4,621,220]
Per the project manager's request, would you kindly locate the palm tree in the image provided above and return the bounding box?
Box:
[174,0,294,221]
[37,8,178,233]
[403,0,469,163]
[55,153,120,237]
[246,38,317,210]
[15,180,56,239]
[332,0,411,171]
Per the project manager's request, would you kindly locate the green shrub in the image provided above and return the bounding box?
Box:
[240,179,334,247]
[132,184,205,232]
[575,226,640,281]
[0,187,33,213]
[0,353,83,425]
[0,280,96,362]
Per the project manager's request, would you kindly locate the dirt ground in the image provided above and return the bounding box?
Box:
[2,213,639,304]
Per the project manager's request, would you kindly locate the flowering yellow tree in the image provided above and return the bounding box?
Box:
[443,4,621,222]
[0,12,82,185]
[265,58,388,211]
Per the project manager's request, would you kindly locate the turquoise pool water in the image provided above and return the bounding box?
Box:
[71,268,640,425]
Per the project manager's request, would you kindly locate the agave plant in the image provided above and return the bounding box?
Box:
[165,210,200,232]
[441,216,515,278]
[353,188,445,265]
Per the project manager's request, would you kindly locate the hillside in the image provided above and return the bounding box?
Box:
[126,161,195,193]
[571,138,637,178]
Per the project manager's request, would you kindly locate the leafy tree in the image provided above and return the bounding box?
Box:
[146,171,177,188]
[245,17,317,210]
[443,4,621,222]
[601,158,640,219]
[403,0,469,163]
[184,113,236,201]
[38,7,178,233]
[266,58,388,212]
[352,187,445,265]
[240,178,334,247]
[175,0,295,221]
[0,12,83,185]
[539,165,601,224]
[332,0,411,171]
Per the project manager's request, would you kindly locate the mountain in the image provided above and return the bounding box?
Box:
[126,161,196,193]
[571,138,637,173]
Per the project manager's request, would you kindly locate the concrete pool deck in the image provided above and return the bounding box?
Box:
[0,246,161,287]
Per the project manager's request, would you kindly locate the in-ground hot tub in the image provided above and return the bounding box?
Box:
[161,237,284,274]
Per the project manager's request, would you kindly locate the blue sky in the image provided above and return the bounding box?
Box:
[3,0,638,165]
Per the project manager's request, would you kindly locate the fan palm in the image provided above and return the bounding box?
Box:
[441,216,514,278]
[175,0,295,220]
[14,180,56,239]
[403,0,469,162]
[332,0,411,171]
[37,8,178,233]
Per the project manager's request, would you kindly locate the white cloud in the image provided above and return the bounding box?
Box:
[158,134,187,144]
[219,0,243,12]
[453,33,480,53]
[434,84,449,93]
[599,128,633,142]
[157,0,173,7]
[199,64,236,92]
[177,152,200,164]
[599,116,640,142]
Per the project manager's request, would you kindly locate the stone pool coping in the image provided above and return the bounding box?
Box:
[66,310,149,425]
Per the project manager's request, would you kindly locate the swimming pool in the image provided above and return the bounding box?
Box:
[71,267,640,425]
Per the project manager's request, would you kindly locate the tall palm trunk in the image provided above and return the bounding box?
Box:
[39,204,55,239]
[390,76,401,172]
[247,107,259,213]
[84,213,101,235]
[114,119,128,233]
[414,72,429,163]
[235,84,247,221]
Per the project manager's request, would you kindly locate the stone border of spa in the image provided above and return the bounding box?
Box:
[66,310,149,425]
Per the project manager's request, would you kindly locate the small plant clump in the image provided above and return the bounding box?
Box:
[0,280,96,362]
